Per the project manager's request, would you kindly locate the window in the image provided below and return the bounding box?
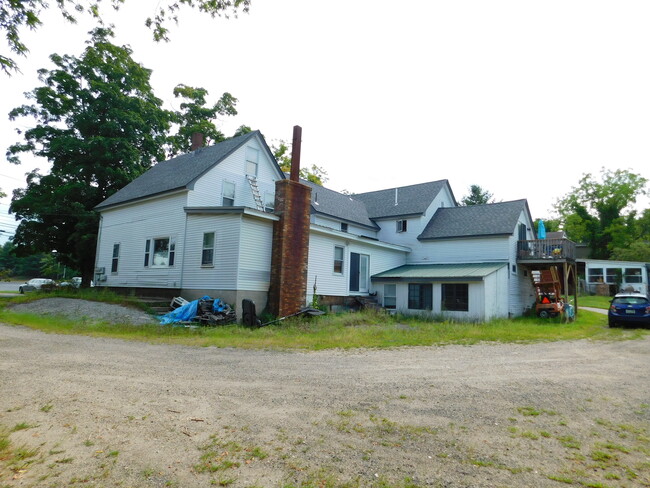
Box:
[625,268,642,283]
[245,147,259,176]
[588,268,604,282]
[264,192,275,213]
[396,219,407,233]
[202,232,215,266]
[333,246,344,274]
[222,181,235,206]
[442,283,468,311]
[111,243,120,274]
[408,284,432,310]
[606,268,622,284]
[145,237,175,267]
[340,223,348,233]
[384,284,396,309]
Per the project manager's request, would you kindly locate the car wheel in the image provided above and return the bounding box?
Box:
[608,318,619,328]
[19,287,24,294]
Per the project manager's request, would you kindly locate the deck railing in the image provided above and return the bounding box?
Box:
[516,238,576,261]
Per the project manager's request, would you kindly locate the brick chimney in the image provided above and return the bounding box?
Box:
[267,126,312,318]
[190,132,204,151]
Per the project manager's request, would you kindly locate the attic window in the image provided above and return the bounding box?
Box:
[341,223,348,233]
[396,219,407,233]
[245,147,259,176]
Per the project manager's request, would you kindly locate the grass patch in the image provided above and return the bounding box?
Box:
[1,294,647,350]
[577,295,612,310]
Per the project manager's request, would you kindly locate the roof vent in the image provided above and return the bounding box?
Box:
[394,188,398,206]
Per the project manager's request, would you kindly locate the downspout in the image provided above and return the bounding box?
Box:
[94,213,103,286]
[179,209,189,291]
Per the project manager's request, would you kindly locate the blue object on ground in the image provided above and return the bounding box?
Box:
[160,296,211,325]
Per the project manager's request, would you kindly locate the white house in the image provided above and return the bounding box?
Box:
[94,130,544,321]
[579,258,649,297]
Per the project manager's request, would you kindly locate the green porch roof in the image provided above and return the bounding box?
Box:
[372,263,507,282]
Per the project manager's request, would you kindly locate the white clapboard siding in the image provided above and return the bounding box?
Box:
[507,214,537,316]
[306,229,408,299]
[187,136,281,209]
[97,192,188,288]
[237,217,274,290]
[181,214,242,290]
[409,236,510,264]
[306,233,350,297]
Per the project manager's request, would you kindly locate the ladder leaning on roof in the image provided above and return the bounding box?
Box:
[246,175,265,211]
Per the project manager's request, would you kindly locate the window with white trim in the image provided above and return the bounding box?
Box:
[111,243,120,274]
[202,232,215,266]
[264,192,275,213]
[333,246,344,274]
[144,237,175,267]
[588,268,604,282]
[396,219,407,233]
[245,147,259,176]
[383,284,396,309]
[624,268,642,283]
[222,181,235,206]
[340,223,348,233]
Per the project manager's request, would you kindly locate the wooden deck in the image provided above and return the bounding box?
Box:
[517,238,576,262]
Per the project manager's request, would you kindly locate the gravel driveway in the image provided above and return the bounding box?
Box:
[1,318,649,487]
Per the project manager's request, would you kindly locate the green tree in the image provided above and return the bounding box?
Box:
[7,27,171,285]
[460,185,494,206]
[167,84,238,155]
[271,141,328,186]
[554,168,648,259]
[1,0,249,74]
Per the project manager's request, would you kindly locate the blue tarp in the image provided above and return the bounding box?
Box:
[159,296,227,325]
[538,219,547,240]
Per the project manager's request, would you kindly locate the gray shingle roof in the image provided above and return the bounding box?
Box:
[95,131,278,210]
[418,199,529,240]
[354,180,452,219]
[303,181,378,230]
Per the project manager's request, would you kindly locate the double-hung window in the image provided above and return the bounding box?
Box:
[202,232,215,266]
[383,284,396,309]
[144,237,175,267]
[245,147,259,176]
[111,243,120,274]
[264,192,275,213]
[222,181,235,206]
[333,246,344,274]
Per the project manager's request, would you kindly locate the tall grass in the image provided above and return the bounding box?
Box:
[1,300,646,350]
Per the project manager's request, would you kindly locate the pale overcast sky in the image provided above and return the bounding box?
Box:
[2,0,650,244]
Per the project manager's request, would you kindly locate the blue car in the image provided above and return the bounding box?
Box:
[608,293,650,328]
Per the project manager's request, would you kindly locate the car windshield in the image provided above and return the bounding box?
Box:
[612,297,649,306]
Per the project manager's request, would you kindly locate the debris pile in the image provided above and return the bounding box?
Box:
[160,296,236,326]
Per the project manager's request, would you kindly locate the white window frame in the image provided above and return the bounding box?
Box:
[264,191,275,213]
[111,243,120,274]
[396,219,407,233]
[222,181,235,206]
[144,237,175,268]
[383,284,396,309]
[333,246,344,274]
[245,147,259,176]
[201,232,216,267]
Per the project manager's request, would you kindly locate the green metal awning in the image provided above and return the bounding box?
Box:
[372,262,507,282]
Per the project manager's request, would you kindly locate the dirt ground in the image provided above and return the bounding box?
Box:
[1,312,649,487]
